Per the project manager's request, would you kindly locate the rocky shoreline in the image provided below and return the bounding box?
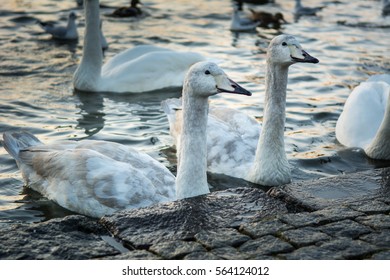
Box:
[0,168,389,260]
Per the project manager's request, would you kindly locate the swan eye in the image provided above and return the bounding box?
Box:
[282,42,287,46]
[205,70,211,75]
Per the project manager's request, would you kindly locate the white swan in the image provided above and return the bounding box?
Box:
[2,62,251,218]
[73,0,204,93]
[230,8,259,32]
[163,35,319,186]
[38,11,78,40]
[336,74,390,160]
[294,0,323,17]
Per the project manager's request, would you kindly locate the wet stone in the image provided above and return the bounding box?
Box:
[101,188,287,248]
[240,218,293,238]
[312,206,364,224]
[280,227,331,247]
[348,200,390,214]
[183,251,220,260]
[239,235,294,256]
[355,214,390,230]
[270,168,389,210]
[101,250,160,260]
[371,250,390,260]
[359,230,390,248]
[210,246,251,260]
[280,246,342,260]
[149,241,206,259]
[194,228,250,249]
[318,238,378,259]
[0,215,117,260]
[318,219,372,239]
[279,212,322,228]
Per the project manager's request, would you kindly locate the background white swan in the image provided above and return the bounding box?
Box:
[230,7,258,32]
[38,11,78,40]
[2,62,250,218]
[294,0,323,17]
[73,0,204,93]
[163,34,319,186]
[336,74,390,160]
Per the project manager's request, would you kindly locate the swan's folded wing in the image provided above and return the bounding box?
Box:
[18,147,175,218]
[206,107,260,177]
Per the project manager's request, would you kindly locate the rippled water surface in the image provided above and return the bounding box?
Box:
[0,0,389,222]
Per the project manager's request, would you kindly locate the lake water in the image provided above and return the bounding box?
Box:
[0,0,389,223]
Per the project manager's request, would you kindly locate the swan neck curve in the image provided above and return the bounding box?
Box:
[176,87,210,199]
[73,0,102,91]
[247,62,291,186]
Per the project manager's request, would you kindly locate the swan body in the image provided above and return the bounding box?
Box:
[294,0,323,17]
[73,0,204,93]
[336,74,390,160]
[3,62,251,217]
[164,35,319,186]
[230,8,259,32]
[38,11,78,40]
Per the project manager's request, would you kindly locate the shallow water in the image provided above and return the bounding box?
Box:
[0,0,389,222]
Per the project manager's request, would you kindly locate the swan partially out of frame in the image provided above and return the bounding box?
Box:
[336,74,390,160]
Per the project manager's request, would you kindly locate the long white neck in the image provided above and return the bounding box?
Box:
[365,92,390,160]
[73,0,102,91]
[246,62,291,186]
[175,87,210,199]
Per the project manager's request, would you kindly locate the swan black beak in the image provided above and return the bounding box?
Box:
[291,50,319,64]
[217,79,252,96]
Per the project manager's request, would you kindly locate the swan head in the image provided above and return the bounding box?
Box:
[184,61,252,98]
[267,34,319,66]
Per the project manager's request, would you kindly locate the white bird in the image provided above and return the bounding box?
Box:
[294,0,323,17]
[230,8,259,32]
[38,11,78,41]
[163,35,319,186]
[73,0,204,93]
[2,62,251,218]
[336,74,390,160]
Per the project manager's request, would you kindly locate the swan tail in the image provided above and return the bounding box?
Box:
[161,98,182,124]
[2,131,42,162]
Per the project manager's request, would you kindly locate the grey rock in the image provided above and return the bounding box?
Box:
[348,200,390,214]
[0,215,118,259]
[319,219,372,238]
[240,218,293,238]
[312,206,364,223]
[356,214,390,230]
[318,237,378,259]
[210,246,251,260]
[279,212,322,227]
[183,251,220,260]
[101,188,287,248]
[149,241,206,259]
[359,230,390,248]
[195,228,250,249]
[101,250,161,260]
[280,227,331,247]
[239,235,294,256]
[280,246,342,260]
[371,250,390,260]
[269,168,390,210]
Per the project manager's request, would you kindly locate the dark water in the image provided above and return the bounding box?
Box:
[0,0,389,223]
